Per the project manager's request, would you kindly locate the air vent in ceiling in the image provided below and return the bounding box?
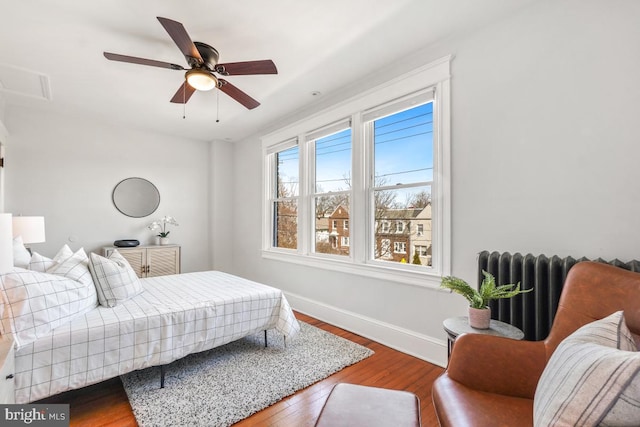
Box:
[0,64,52,101]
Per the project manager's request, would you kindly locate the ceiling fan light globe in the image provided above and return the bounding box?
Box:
[185,69,218,91]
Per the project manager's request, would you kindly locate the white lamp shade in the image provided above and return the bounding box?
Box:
[12,216,46,244]
[0,213,13,273]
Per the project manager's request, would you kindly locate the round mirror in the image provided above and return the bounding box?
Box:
[112,177,160,218]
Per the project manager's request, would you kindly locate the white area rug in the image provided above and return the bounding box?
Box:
[121,322,374,427]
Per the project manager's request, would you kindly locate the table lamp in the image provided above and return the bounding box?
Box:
[12,216,46,252]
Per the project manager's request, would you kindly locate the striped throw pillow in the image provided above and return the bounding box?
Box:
[88,250,142,307]
[534,311,640,426]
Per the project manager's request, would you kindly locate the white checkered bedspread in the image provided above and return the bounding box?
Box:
[14,271,300,403]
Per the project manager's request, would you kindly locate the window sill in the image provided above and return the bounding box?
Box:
[261,249,443,289]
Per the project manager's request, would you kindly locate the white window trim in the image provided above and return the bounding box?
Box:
[261,55,452,289]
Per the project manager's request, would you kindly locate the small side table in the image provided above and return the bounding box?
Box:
[443,316,524,360]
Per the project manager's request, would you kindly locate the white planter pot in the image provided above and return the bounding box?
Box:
[468,307,491,329]
[159,237,170,246]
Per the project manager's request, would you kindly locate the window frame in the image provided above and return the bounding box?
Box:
[266,139,300,252]
[262,55,451,288]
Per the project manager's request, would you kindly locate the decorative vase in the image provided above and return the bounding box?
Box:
[468,307,491,329]
[159,237,170,246]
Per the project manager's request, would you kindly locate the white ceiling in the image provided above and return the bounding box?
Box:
[0,0,537,142]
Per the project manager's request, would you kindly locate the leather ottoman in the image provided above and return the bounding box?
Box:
[315,383,421,427]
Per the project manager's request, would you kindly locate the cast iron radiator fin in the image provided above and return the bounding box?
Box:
[477,251,640,341]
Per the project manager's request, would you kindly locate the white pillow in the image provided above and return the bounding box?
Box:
[0,268,99,348]
[534,311,640,426]
[27,252,54,272]
[47,248,94,286]
[28,245,74,272]
[12,236,31,268]
[52,244,74,264]
[46,247,98,309]
[88,250,142,307]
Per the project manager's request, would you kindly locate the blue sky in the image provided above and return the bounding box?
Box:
[278,101,433,203]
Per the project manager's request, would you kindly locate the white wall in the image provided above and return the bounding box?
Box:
[4,105,212,273]
[209,139,234,271]
[450,0,640,281]
[229,0,640,367]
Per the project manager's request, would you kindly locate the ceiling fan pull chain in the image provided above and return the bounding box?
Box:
[183,84,186,119]
[216,88,220,123]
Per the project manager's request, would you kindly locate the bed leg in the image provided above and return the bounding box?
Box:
[160,365,165,388]
[264,330,268,347]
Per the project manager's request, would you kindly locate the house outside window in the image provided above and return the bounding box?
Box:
[327,204,350,256]
[262,56,451,287]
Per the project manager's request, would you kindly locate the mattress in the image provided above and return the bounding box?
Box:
[14,271,300,403]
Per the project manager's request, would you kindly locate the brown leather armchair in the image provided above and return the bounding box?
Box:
[432,261,640,427]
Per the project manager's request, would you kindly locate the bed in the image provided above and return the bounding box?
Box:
[1,244,300,404]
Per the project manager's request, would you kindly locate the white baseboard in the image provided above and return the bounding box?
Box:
[284,291,448,368]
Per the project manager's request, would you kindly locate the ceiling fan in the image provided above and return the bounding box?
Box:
[103,16,277,110]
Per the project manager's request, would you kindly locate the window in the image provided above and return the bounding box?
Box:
[415,245,428,256]
[394,241,407,254]
[369,101,433,266]
[263,56,451,286]
[380,239,391,258]
[270,144,298,250]
[312,124,351,257]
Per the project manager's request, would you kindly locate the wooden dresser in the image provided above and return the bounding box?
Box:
[103,244,181,278]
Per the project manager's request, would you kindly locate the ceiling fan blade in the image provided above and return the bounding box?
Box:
[218,79,261,109]
[104,52,185,70]
[170,82,197,104]
[215,60,278,76]
[157,17,203,66]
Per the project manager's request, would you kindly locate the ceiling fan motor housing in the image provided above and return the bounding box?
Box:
[193,42,219,71]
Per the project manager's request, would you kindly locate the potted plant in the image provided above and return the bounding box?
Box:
[148,216,179,245]
[440,271,532,329]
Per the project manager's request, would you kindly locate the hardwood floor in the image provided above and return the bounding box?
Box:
[39,311,444,426]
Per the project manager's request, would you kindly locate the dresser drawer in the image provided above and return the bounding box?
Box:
[0,337,15,404]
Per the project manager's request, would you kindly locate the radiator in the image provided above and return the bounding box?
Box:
[477,251,640,341]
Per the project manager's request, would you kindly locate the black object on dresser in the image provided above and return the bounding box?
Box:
[113,239,140,248]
